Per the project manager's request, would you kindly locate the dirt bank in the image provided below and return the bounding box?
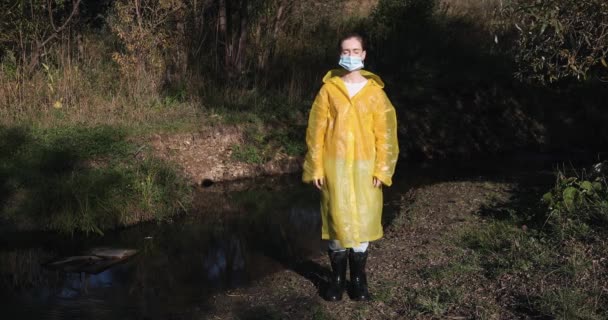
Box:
[147,126,303,185]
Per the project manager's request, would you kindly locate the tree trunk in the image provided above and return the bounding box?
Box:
[218,0,230,69]
[235,0,248,72]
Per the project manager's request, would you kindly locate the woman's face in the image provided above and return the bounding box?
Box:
[340,38,366,60]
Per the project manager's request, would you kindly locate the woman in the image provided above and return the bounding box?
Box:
[302,33,399,301]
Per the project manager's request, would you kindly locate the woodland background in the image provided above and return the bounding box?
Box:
[1,0,608,233]
[1,0,607,159]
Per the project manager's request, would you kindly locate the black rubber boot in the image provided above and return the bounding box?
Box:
[324,249,348,301]
[349,249,371,301]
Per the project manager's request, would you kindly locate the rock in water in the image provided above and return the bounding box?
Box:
[87,248,138,259]
[45,248,138,274]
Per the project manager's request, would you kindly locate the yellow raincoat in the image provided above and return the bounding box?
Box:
[302,69,399,247]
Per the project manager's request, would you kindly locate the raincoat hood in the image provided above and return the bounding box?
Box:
[322,69,385,89]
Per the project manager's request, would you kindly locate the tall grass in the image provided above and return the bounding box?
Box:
[0,32,200,130]
[0,1,347,135]
[0,125,192,234]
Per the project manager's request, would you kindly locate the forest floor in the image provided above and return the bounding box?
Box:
[201,180,518,319]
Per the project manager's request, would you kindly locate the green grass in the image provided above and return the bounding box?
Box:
[456,174,608,319]
[460,221,556,277]
[0,125,191,234]
[311,305,335,320]
[535,288,605,320]
[204,88,307,164]
[418,256,483,282]
[231,144,267,164]
[402,286,464,317]
[373,280,398,303]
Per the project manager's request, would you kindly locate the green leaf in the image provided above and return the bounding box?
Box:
[542,191,553,204]
[580,181,593,192]
[562,187,580,210]
[540,22,548,35]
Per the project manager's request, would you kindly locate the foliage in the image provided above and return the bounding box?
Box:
[368,0,439,77]
[1,0,607,165]
[0,125,191,234]
[1,0,358,124]
[108,0,188,97]
[0,0,83,75]
[498,0,608,83]
[541,169,608,239]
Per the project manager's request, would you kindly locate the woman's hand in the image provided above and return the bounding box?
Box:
[372,177,382,188]
[314,178,325,190]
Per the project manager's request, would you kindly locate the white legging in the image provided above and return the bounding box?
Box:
[328,240,369,253]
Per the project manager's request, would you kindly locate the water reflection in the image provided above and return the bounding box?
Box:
[202,235,246,288]
[0,174,323,319]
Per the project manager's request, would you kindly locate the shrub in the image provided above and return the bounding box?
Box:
[541,168,608,239]
[498,0,608,84]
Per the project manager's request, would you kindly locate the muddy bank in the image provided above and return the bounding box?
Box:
[146,126,303,185]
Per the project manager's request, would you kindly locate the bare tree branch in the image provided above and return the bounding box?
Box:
[40,0,82,48]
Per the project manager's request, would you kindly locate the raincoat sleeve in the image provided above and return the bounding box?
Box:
[302,86,329,183]
[373,91,399,186]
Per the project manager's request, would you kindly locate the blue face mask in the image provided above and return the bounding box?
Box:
[339,55,364,72]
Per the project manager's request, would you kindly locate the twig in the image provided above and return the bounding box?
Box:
[41,0,82,48]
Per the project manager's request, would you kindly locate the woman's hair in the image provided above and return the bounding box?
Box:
[338,32,366,52]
